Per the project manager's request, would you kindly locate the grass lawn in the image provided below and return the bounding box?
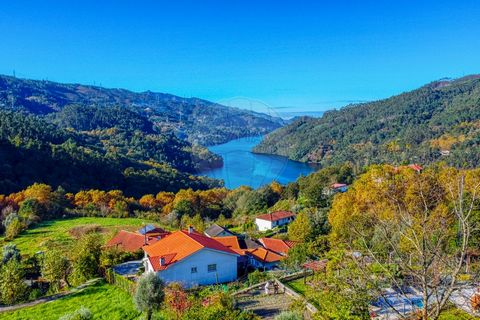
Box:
[285,276,314,296]
[1,280,141,320]
[0,217,154,255]
[439,307,476,319]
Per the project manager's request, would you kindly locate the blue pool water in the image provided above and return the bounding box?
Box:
[198,136,318,189]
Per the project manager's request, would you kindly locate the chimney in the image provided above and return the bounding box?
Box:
[159,257,165,266]
[188,225,194,234]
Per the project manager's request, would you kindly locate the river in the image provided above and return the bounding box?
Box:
[198,136,318,189]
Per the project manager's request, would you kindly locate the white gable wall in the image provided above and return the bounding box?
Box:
[255,218,273,231]
[256,216,294,231]
[154,248,238,288]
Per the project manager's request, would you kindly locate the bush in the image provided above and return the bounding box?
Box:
[247,270,270,285]
[59,306,93,320]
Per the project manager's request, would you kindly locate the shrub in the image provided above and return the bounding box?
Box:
[59,306,93,320]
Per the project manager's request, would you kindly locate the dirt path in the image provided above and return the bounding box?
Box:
[0,278,102,313]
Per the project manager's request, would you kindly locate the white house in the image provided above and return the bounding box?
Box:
[143,227,239,288]
[255,211,296,231]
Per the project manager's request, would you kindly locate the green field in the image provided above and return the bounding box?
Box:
[284,276,314,296]
[1,280,141,320]
[0,217,154,255]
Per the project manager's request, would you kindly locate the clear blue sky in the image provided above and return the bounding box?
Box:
[1,1,479,115]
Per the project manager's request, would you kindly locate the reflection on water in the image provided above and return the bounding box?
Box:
[198,136,318,189]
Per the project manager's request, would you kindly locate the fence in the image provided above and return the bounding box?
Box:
[105,268,137,295]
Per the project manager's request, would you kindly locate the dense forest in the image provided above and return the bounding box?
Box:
[254,75,480,168]
[0,75,284,145]
[0,108,222,197]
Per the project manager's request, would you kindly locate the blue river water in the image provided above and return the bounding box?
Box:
[198,136,318,189]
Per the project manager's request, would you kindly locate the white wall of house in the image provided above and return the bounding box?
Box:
[147,249,238,288]
[255,218,273,231]
[255,216,294,231]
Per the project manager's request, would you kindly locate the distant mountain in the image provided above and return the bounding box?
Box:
[0,75,284,145]
[254,75,480,168]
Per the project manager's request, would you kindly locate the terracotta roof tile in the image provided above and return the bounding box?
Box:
[105,230,160,253]
[246,247,284,263]
[259,238,297,255]
[144,230,238,271]
[256,211,295,222]
[212,236,241,250]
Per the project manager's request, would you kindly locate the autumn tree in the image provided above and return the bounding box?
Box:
[165,282,191,319]
[329,165,480,319]
[288,210,313,242]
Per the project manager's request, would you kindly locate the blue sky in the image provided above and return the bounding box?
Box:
[1,1,479,115]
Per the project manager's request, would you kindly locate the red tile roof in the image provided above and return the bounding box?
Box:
[246,247,284,263]
[105,230,160,253]
[213,236,241,250]
[259,238,297,255]
[331,183,347,189]
[144,230,239,271]
[408,164,423,172]
[256,211,295,222]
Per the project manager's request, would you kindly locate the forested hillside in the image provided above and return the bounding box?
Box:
[0,109,221,197]
[254,75,480,167]
[0,75,284,145]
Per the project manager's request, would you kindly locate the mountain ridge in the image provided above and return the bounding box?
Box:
[254,75,480,168]
[0,74,284,145]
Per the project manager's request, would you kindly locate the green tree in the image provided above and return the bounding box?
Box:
[70,233,102,285]
[134,272,165,320]
[283,243,309,270]
[18,198,43,225]
[4,216,24,240]
[288,211,313,242]
[2,244,21,265]
[0,260,28,304]
[41,248,71,292]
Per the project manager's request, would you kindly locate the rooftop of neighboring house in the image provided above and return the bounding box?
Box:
[246,247,285,263]
[256,211,295,222]
[204,223,233,238]
[105,230,161,253]
[144,228,239,272]
[331,183,348,189]
[258,238,297,255]
[138,224,169,237]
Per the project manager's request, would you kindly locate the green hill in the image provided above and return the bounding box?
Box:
[0,108,221,197]
[254,75,480,168]
[0,75,284,145]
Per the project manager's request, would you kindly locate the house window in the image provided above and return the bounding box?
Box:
[207,264,217,272]
[191,267,197,273]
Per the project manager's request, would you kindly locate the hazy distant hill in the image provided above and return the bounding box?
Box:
[254,75,480,168]
[0,75,284,145]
